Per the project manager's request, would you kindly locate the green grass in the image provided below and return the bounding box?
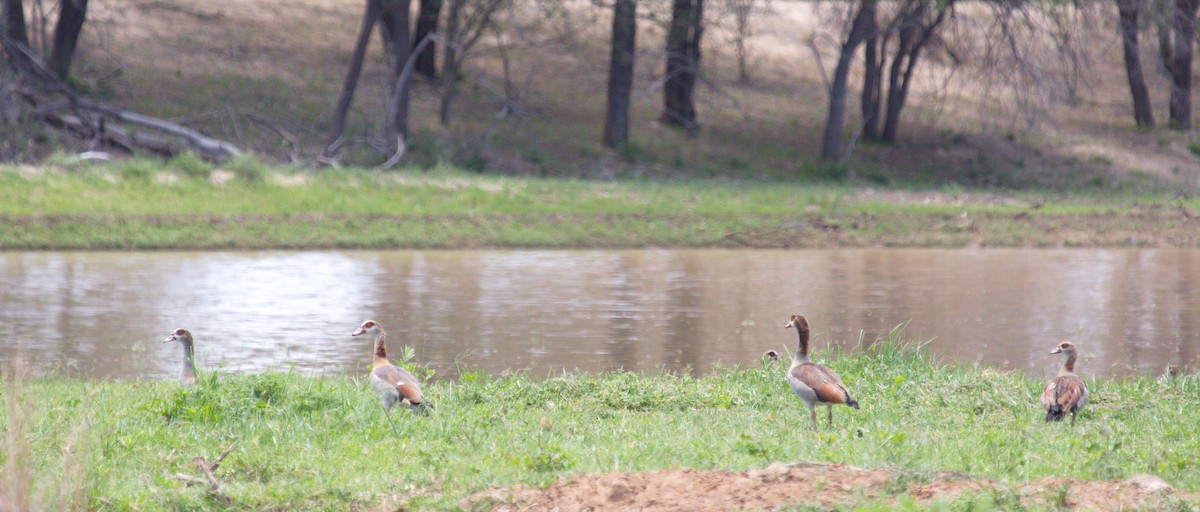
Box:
[3,330,1199,510]
[2,162,1199,250]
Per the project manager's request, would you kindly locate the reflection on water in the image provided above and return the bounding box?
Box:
[1,249,1198,380]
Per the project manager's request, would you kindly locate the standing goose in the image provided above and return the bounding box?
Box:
[163,328,197,385]
[351,320,428,413]
[1041,341,1088,425]
[785,314,859,431]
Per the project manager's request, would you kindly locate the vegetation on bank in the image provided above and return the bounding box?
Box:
[2,332,1199,511]
[2,158,1199,251]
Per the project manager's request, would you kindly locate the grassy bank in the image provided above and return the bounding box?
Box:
[3,333,1198,510]
[2,160,1199,250]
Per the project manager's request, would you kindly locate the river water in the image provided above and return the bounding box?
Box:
[2,249,1197,381]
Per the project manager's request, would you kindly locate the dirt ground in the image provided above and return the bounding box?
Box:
[464,461,1190,511]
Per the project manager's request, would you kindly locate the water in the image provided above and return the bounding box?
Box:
[2,249,1197,381]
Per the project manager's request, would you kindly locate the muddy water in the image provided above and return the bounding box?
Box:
[1,249,1197,381]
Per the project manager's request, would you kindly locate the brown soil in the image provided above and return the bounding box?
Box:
[465,462,1190,511]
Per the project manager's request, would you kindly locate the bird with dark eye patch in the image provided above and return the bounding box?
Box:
[784,314,859,431]
[352,320,429,414]
[163,328,197,385]
[1041,341,1088,426]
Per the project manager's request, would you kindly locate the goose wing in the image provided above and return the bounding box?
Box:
[1054,375,1087,412]
[1042,375,1087,413]
[371,364,426,404]
[791,363,853,405]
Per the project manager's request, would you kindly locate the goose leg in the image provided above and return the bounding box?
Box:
[827,405,834,427]
[809,405,818,432]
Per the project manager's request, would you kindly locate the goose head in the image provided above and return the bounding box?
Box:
[163,328,193,345]
[1049,341,1077,356]
[763,350,781,362]
[784,314,808,330]
[352,320,384,337]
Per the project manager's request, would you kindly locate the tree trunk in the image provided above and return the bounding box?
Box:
[603,0,636,148]
[48,0,88,80]
[820,0,875,161]
[4,0,29,48]
[881,0,948,143]
[861,4,881,141]
[732,1,750,82]
[661,0,703,133]
[1158,17,1173,74]
[1117,0,1155,128]
[438,0,462,125]
[1168,0,1197,130]
[326,0,382,157]
[413,0,441,78]
[379,0,413,140]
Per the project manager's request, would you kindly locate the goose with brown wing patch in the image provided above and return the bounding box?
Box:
[785,314,859,431]
[352,320,428,413]
[1041,341,1088,425]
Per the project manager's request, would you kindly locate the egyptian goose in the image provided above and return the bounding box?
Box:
[785,314,859,431]
[1041,341,1088,425]
[763,350,781,363]
[163,328,197,385]
[351,320,428,413]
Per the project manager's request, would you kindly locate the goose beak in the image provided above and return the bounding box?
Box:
[163,335,175,343]
[784,321,793,329]
[351,327,365,337]
[1049,347,1063,354]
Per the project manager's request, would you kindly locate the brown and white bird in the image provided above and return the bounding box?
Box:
[352,320,428,413]
[163,328,197,385]
[762,350,781,363]
[1041,341,1088,425]
[785,314,859,431]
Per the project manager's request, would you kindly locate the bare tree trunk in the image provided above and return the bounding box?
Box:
[861,2,881,141]
[1168,0,1197,130]
[4,0,29,48]
[414,0,441,78]
[732,0,751,82]
[820,0,875,161]
[48,0,87,80]
[434,0,506,126]
[438,0,462,125]
[1118,0,1155,128]
[379,0,413,139]
[603,0,636,148]
[881,0,948,143]
[662,0,703,133]
[326,0,382,157]
[1157,15,1173,74]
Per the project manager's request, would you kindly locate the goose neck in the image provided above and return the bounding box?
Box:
[1061,351,1077,374]
[180,340,196,379]
[372,331,389,362]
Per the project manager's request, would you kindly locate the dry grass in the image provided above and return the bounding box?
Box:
[1,362,92,512]
[72,0,1200,188]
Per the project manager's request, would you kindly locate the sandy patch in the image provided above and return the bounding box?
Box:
[466,462,1190,511]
